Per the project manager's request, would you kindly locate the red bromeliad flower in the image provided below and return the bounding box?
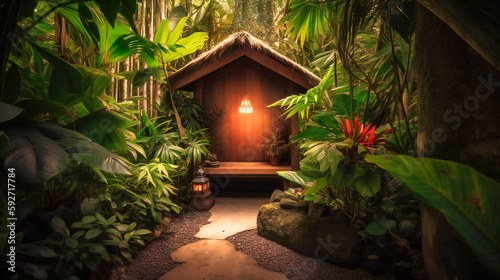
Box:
[339,115,392,150]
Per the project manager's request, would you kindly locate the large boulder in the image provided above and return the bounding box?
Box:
[257,203,361,267]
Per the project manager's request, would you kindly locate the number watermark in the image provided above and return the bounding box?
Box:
[6,168,16,273]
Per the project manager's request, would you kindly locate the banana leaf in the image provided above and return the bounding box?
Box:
[366,154,500,276]
[56,137,131,175]
[2,125,68,183]
[0,101,23,123]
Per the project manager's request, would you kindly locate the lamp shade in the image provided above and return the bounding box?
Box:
[238,97,253,114]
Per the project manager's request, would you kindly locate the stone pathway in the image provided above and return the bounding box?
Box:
[158,196,289,279]
[159,239,288,280]
[196,197,269,239]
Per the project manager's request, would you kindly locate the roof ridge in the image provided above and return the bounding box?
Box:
[169,31,321,89]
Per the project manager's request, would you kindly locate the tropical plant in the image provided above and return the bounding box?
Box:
[284,188,303,202]
[131,111,210,203]
[260,126,290,158]
[0,102,130,184]
[280,0,417,155]
[0,2,204,279]
[338,114,391,166]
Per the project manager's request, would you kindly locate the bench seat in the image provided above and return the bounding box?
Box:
[203,162,291,189]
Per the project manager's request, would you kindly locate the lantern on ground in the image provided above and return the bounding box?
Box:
[189,168,214,210]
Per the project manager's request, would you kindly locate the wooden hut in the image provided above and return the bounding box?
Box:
[169,32,320,189]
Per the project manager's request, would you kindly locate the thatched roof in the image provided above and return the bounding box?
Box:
[169,32,321,90]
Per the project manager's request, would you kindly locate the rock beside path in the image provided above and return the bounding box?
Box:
[257,203,362,267]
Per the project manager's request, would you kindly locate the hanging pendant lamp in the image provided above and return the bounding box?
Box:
[238,66,253,114]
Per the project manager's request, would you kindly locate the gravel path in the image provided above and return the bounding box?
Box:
[227,229,397,280]
[121,210,396,280]
[120,211,211,280]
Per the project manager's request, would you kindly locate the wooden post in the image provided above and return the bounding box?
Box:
[290,83,300,172]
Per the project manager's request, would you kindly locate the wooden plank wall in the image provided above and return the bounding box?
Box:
[201,63,291,162]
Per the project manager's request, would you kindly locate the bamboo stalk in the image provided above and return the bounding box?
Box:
[122,57,129,101]
[148,0,155,116]
[141,0,148,116]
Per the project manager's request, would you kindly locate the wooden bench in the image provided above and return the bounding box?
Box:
[203,162,291,190]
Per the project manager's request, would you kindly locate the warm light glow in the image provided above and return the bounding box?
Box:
[238,98,254,114]
[193,183,208,192]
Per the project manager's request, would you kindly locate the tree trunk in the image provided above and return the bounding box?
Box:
[417,0,500,72]
[416,4,500,280]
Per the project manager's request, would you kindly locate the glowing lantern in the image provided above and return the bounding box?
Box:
[238,65,253,114]
[189,168,214,210]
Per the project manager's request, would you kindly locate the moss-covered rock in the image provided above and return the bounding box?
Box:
[269,189,286,203]
[279,198,308,212]
[257,203,361,267]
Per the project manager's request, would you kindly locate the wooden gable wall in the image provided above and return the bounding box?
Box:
[194,57,294,162]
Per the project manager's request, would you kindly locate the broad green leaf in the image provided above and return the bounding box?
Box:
[90,244,110,262]
[167,17,187,45]
[73,110,136,152]
[78,2,100,46]
[94,0,120,27]
[81,198,100,216]
[2,125,68,183]
[305,176,327,195]
[328,164,356,191]
[107,34,156,63]
[65,238,78,249]
[118,0,139,35]
[116,224,128,232]
[85,228,102,239]
[16,99,71,118]
[366,154,500,276]
[131,69,154,91]
[36,122,90,141]
[106,228,122,238]
[134,229,152,235]
[127,141,146,160]
[277,171,315,187]
[57,4,93,44]
[17,244,57,258]
[29,42,84,103]
[154,19,170,44]
[97,21,131,64]
[0,102,23,123]
[82,216,97,224]
[353,169,381,197]
[51,216,69,239]
[365,220,396,236]
[57,138,131,175]
[95,212,106,223]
